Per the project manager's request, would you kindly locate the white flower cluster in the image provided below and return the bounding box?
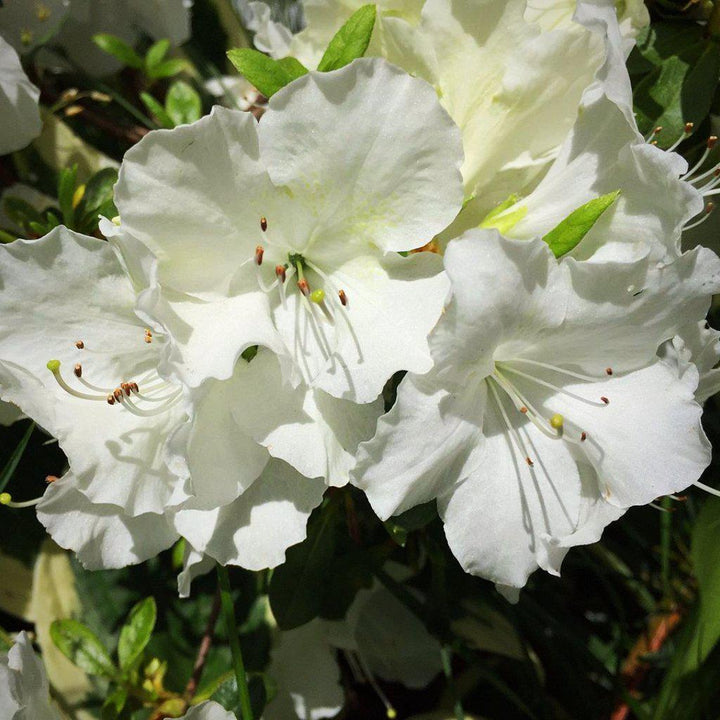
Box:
[0,0,719,609]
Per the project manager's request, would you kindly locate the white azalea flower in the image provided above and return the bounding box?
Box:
[0,632,61,720]
[204,75,264,111]
[0,226,376,570]
[282,0,643,221]
[0,37,42,155]
[235,0,294,58]
[115,58,463,402]
[353,231,720,589]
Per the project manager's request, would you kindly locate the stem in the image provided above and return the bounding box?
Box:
[660,496,673,600]
[441,645,465,720]
[216,565,254,720]
[184,586,222,701]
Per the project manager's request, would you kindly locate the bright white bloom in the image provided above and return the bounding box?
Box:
[115,58,463,402]
[354,231,720,590]
[0,227,376,570]
[283,0,645,220]
[236,0,294,58]
[0,632,61,720]
[0,36,41,155]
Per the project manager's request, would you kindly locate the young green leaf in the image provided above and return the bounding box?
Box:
[227,48,307,98]
[92,34,143,69]
[542,191,620,258]
[140,92,174,129]
[1,197,43,233]
[118,597,157,671]
[165,81,202,126]
[317,5,377,72]
[147,57,189,81]
[101,686,128,720]
[145,39,170,73]
[57,164,79,227]
[77,168,118,220]
[50,619,118,678]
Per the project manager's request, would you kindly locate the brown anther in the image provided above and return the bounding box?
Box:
[255,245,264,266]
[605,367,613,376]
[260,216,268,232]
[708,135,718,150]
[297,279,310,296]
[707,201,716,214]
[144,328,152,337]
[107,394,116,405]
[714,168,720,177]
[73,363,82,378]
[338,289,348,306]
[121,383,131,396]
[653,126,663,135]
[600,396,609,405]
[526,457,534,467]
[520,406,528,414]
[144,335,153,344]
[275,265,286,283]
[45,475,59,484]
[113,388,123,401]
[650,140,658,146]
[75,340,84,349]
[129,382,139,393]
[685,122,695,134]
[581,431,587,442]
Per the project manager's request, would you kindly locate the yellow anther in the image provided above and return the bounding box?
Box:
[0,493,11,505]
[46,359,61,374]
[36,4,52,21]
[72,184,86,209]
[310,288,326,304]
[550,413,564,429]
[20,28,33,46]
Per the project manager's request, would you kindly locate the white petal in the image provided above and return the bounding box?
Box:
[261,58,464,254]
[265,620,344,720]
[177,701,237,720]
[229,350,381,486]
[37,475,179,570]
[273,251,449,402]
[438,387,582,589]
[116,106,275,294]
[177,544,215,598]
[0,227,190,516]
[0,37,42,155]
[174,460,326,570]
[353,371,484,520]
[507,93,701,261]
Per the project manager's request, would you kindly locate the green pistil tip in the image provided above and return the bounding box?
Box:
[550,413,564,429]
[0,493,11,505]
[46,359,61,373]
[310,288,325,304]
[386,710,397,719]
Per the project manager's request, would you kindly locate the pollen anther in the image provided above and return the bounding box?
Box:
[600,396,609,404]
[297,279,310,296]
[255,245,264,266]
[260,216,268,232]
[74,364,82,378]
[75,340,84,349]
[275,265,286,283]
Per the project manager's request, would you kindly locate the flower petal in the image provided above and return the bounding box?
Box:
[260,58,464,254]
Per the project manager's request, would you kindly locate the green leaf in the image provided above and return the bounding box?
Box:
[317,5,377,72]
[542,191,620,258]
[145,39,170,72]
[2,197,43,232]
[269,504,340,629]
[57,164,78,227]
[118,597,157,671]
[227,48,307,98]
[165,81,203,126]
[0,422,35,495]
[147,58,189,80]
[92,34,143,69]
[479,194,528,234]
[77,168,118,229]
[384,501,438,546]
[50,619,117,678]
[101,686,128,720]
[140,92,174,129]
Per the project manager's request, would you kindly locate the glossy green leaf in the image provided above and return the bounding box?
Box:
[50,619,117,678]
[140,92,174,129]
[317,5,377,72]
[165,81,203,126]
[92,33,143,69]
[227,48,306,97]
[0,422,35,495]
[145,39,170,72]
[118,597,157,671]
[543,191,620,258]
[147,58,189,80]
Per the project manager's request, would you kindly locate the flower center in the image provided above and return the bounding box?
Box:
[487,357,612,467]
[45,330,182,418]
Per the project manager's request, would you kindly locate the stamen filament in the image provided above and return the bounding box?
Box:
[47,361,107,401]
[488,379,535,467]
[0,492,42,508]
[500,365,608,407]
[502,357,602,382]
